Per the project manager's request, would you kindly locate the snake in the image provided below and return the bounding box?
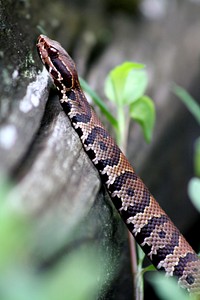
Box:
[36,34,200,294]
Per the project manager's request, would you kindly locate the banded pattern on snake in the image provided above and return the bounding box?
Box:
[37,35,200,294]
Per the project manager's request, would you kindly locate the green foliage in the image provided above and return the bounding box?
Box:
[104,62,147,105]
[130,95,155,142]
[148,273,198,300]
[80,62,155,146]
[105,62,155,144]
[0,179,107,300]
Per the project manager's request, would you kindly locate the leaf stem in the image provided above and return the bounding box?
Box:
[128,232,142,300]
[173,84,200,125]
[116,105,130,154]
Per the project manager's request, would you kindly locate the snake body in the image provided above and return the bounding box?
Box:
[37,35,200,293]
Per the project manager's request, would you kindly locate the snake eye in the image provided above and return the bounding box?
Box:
[48,47,58,58]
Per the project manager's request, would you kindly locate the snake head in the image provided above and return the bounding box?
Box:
[37,34,78,92]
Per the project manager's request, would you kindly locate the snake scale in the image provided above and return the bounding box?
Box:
[37,35,200,294]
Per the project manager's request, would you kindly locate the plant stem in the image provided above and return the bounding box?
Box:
[116,105,129,154]
[135,268,144,300]
[128,231,141,300]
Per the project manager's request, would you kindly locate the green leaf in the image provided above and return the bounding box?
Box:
[194,137,200,177]
[173,84,200,125]
[137,244,145,265]
[142,264,156,273]
[148,273,191,300]
[130,96,155,143]
[188,177,200,212]
[104,62,148,106]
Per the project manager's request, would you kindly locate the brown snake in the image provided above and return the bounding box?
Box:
[37,35,200,294]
